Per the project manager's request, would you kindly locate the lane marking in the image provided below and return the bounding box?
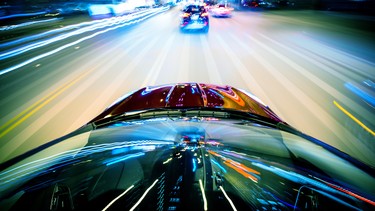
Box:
[0,70,92,138]
[333,100,375,136]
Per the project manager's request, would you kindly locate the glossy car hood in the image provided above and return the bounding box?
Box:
[90,83,283,123]
[0,118,374,211]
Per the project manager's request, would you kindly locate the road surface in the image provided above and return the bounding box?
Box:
[0,6,374,167]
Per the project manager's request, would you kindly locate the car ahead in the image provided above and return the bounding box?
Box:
[0,83,374,210]
[180,4,209,33]
[210,3,233,18]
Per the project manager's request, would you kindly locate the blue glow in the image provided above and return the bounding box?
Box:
[0,12,46,21]
[211,159,227,173]
[0,6,170,76]
[262,188,296,209]
[345,82,375,107]
[0,18,62,32]
[208,89,224,99]
[192,158,197,172]
[111,147,130,155]
[105,152,145,166]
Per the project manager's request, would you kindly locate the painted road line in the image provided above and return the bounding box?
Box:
[333,100,374,136]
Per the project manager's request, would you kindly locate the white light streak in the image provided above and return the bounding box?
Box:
[199,179,208,211]
[0,7,169,76]
[102,185,134,211]
[129,179,159,211]
[219,186,237,211]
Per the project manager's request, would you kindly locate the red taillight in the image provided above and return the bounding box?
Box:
[201,12,208,17]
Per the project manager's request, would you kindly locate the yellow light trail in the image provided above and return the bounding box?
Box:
[0,70,92,138]
[333,101,375,136]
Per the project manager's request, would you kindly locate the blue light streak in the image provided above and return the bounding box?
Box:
[0,7,170,76]
[192,158,197,172]
[208,89,224,99]
[0,18,62,32]
[105,152,145,166]
[345,82,375,107]
[211,159,227,173]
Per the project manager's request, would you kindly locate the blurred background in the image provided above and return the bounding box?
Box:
[0,0,374,168]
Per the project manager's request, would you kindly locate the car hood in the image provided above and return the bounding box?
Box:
[90,83,284,123]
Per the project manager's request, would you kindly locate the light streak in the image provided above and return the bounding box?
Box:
[105,152,145,166]
[192,158,197,172]
[0,18,62,31]
[0,141,172,188]
[211,159,227,173]
[333,101,374,136]
[223,161,259,183]
[0,12,46,20]
[163,158,173,164]
[199,179,208,211]
[345,82,375,107]
[219,186,237,211]
[0,7,169,76]
[315,177,375,206]
[102,185,134,211]
[129,179,159,211]
[0,70,92,138]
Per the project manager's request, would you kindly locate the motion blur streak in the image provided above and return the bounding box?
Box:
[141,34,177,87]
[0,70,92,138]
[0,141,166,187]
[211,159,227,173]
[322,180,375,206]
[129,179,159,211]
[213,34,272,115]
[0,18,62,32]
[200,36,222,84]
[102,185,135,211]
[333,100,375,136]
[223,160,258,183]
[345,82,375,107]
[256,33,373,121]
[244,33,370,151]
[0,11,46,21]
[252,161,375,204]
[219,186,238,211]
[199,179,208,211]
[104,152,145,166]
[0,7,168,76]
[0,15,130,48]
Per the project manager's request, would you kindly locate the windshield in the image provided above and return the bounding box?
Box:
[0,0,374,210]
[0,117,374,210]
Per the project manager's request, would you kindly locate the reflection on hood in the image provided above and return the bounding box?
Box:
[0,117,374,211]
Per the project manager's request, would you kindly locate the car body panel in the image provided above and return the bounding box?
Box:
[1,83,374,211]
[0,117,374,210]
[90,83,284,123]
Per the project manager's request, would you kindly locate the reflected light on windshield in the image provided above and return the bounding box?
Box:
[102,185,135,211]
[219,186,238,211]
[129,179,159,211]
[199,179,208,211]
[223,160,259,183]
[104,152,144,166]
